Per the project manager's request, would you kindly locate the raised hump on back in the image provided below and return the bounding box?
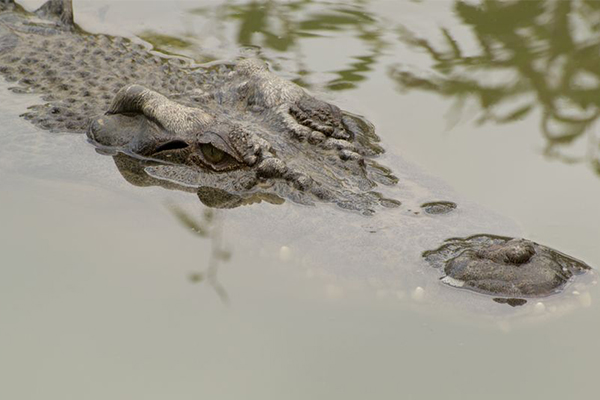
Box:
[0,0,15,11]
[35,0,73,27]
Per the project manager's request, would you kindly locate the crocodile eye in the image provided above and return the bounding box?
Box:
[193,142,242,172]
[200,143,225,164]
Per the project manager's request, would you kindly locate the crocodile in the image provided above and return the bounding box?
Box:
[0,0,594,306]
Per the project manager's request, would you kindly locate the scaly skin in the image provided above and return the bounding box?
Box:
[0,1,396,213]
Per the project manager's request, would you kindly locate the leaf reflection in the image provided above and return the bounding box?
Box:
[186,0,388,90]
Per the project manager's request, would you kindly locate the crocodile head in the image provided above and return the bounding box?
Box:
[87,61,399,212]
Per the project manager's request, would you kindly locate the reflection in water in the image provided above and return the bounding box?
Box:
[137,31,195,58]
[169,205,231,304]
[112,154,286,210]
[112,154,232,303]
[389,0,600,176]
[136,0,600,178]
[1,0,594,308]
[182,0,387,90]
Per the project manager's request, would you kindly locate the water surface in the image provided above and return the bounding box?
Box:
[1,1,600,399]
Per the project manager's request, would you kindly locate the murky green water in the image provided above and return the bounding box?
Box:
[1,1,600,399]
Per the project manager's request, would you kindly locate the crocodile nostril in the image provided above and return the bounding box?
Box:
[503,240,536,265]
[154,140,190,153]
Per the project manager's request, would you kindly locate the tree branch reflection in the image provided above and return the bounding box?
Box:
[169,205,231,305]
[390,0,600,176]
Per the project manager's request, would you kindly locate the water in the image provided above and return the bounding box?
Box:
[1,1,600,399]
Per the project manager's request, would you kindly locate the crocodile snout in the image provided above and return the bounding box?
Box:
[88,115,125,147]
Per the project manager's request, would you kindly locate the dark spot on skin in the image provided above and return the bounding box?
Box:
[421,201,457,215]
[310,187,334,201]
[379,198,401,208]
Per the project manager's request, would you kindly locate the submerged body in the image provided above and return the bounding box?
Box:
[0,0,593,307]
